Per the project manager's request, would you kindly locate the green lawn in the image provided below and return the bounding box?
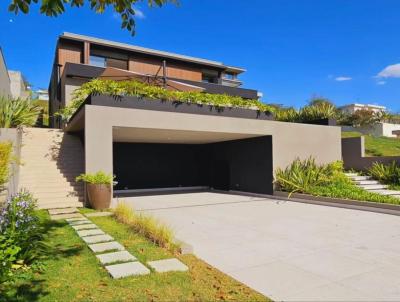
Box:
[342,131,400,157]
[0,211,268,302]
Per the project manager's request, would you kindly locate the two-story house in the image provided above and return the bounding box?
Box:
[49,32,260,128]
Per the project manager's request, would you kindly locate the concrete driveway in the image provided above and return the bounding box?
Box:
[115,192,400,301]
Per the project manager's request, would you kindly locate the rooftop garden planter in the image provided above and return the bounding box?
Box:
[76,172,115,210]
[57,79,275,122]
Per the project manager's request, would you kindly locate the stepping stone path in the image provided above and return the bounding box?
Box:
[97,251,137,265]
[76,229,105,237]
[71,224,98,231]
[55,212,189,279]
[82,234,114,244]
[85,212,113,217]
[148,258,189,273]
[345,173,400,198]
[106,262,150,279]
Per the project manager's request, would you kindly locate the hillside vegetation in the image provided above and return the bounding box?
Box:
[342,131,400,157]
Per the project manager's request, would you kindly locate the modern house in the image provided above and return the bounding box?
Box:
[8,70,31,99]
[339,103,386,115]
[32,89,49,101]
[49,32,260,128]
[46,32,341,202]
[340,103,400,138]
[0,47,11,97]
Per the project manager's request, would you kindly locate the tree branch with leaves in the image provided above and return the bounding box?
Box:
[8,0,177,35]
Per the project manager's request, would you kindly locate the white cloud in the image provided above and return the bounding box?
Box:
[377,63,400,78]
[377,81,386,85]
[134,9,145,19]
[335,76,352,81]
[112,8,145,20]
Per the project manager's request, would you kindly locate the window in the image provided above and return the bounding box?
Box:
[224,72,236,80]
[202,74,218,84]
[90,55,106,67]
[89,55,128,70]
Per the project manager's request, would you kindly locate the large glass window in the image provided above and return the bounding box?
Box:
[224,72,236,80]
[202,74,218,84]
[90,55,106,67]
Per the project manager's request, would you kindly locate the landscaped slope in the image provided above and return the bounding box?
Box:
[342,131,400,157]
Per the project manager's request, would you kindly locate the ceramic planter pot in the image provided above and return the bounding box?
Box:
[86,183,111,210]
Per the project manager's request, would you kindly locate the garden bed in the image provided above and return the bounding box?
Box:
[274,191,400,216]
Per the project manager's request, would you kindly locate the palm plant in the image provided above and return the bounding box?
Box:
[0,96,41,128]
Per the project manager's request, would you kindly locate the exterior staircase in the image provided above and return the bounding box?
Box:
[19,128,85,209]
[345,173,400,198]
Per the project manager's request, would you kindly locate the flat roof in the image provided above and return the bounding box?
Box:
[340,103,386,109]
[61,32,246,73]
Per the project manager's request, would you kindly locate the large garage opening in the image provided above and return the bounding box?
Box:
[113,130,273,196]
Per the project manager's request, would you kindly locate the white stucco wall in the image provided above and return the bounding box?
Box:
[0,50,11,97]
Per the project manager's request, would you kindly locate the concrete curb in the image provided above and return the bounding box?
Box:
[229,190,400,216]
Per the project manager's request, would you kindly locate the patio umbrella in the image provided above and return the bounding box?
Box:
[98,67,205,92]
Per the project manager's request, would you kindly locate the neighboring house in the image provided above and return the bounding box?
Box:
[0,47,11,97]
[49,32,341,198]
[8,70,31,99]
[339,103,386,115]
[32,89,49,101]
[340,103,400,138]
[342,123,400,138]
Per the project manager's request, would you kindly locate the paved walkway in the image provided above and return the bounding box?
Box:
[115,192,400,301]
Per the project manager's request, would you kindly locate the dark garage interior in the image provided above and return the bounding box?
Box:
[113,136,273,196]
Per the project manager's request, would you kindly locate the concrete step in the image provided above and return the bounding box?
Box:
[20,174,76,180]
[34,191,84,199]
[21,169,80,179]
[359,184,388,190]
[21,164,83,169]
[36,196,83,204]
[354,180,380,185]
[38,201,84,210]
[369,189,400,196]
[350,176,372,181]
[48,207,78,215]
[345,173,359,177]
[24,186,83,194]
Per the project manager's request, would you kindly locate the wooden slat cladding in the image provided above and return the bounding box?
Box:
[129,57,202,81]
[58,41,82,75]
[129,57,162,75]
[167,64,202,81]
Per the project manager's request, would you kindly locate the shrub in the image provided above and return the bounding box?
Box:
[76,171,114,185]
[0,190,42,283]
[275,158,400,205]
[32,99,49,127]
[0,141,12,186]
[274,158,344,195]
[274,98,339,123]
[368,162,400,186]
[0,96,41,128]
[58,79,275,121]
[113,202,177,252]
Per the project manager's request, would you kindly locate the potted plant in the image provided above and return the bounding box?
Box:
[76,171,115,210]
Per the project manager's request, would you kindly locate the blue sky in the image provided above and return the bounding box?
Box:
[1,0,399,111]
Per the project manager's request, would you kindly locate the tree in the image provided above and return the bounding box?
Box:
[8,0,176,35]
